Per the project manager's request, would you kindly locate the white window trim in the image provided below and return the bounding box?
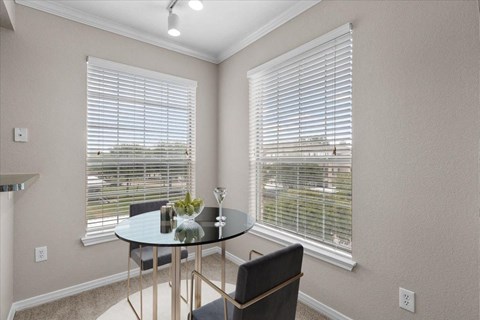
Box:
[81,230,118,246]
[87,56,197,87]
[248,23,355,269]
[247,23,352,78]
[250,224,356,271]
[82,57,197,244]
[80,222,358,270]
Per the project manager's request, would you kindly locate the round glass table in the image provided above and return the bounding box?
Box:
[115,207,255,320]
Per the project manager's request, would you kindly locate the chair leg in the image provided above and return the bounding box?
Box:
[183,255,189,304]
[139,245,143,320]
[223,297,228,320]
[127,250,131,298]
[127,247,142,320]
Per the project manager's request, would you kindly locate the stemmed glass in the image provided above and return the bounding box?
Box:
[213,187,227,227]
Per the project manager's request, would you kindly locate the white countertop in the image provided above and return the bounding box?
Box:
[0,174,39,192]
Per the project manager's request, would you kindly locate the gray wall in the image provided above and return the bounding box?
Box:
[218,1,480,319]
[1,2,479,320]
[0,5,218,301]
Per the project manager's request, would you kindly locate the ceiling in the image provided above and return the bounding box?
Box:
[15,0,321,64]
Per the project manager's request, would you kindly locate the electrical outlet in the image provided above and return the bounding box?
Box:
[399,287,415,312]
[35,246,48,262]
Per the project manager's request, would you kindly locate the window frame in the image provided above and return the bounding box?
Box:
[82,57,197,246]
[248,23,356,270]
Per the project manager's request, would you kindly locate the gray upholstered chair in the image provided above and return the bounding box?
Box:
[189,243,304,320]
[127,200,189,320]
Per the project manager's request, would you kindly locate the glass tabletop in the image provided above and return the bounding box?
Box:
[115,207,255,247]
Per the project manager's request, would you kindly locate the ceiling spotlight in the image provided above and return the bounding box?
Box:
[188,0,203,11]
[168,11,180,37]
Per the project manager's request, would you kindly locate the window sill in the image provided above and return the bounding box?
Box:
[81,230,118,246]
[80,225,357,271]
[249,224,357,271]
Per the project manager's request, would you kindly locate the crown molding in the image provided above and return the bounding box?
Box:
[15,0,218,63]
[15,0,321,65]
[216,0,321,63]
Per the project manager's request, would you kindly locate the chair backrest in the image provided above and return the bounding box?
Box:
[129,200,168,250]
[232,243,303,320]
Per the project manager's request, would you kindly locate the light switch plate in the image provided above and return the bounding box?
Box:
[14,128,28,142]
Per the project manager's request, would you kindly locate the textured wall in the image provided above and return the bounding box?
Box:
[0,5,218,300]
[1,2,479,319]
[218,1,480,319]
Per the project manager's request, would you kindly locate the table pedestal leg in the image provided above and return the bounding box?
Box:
[221,242,226,291]
[153,247,158,320]
[171,247,181,320]
[194,245,202,308]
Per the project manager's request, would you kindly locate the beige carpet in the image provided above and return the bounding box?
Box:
[14,254,329,320]
[98,281,236,320]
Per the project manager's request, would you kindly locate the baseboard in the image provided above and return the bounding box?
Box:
[7,305,16,320]
[9,246,351,320]
[198,246,218,257]
[8,248,217,318]
[11,268,142,313]
[298,291,353,320]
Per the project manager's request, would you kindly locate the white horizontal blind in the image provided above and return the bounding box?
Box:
[249,24,352,252]
[86,57,196,234]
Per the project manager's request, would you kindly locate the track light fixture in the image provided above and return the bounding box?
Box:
[167,0,203,37]
[168,9,180,37]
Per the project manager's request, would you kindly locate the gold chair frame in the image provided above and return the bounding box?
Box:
[189,271,303,320]
[126,245,189,320]
[188,249,303,320]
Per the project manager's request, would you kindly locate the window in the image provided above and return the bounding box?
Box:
[248,24,353,259]
[85,57,196,239]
